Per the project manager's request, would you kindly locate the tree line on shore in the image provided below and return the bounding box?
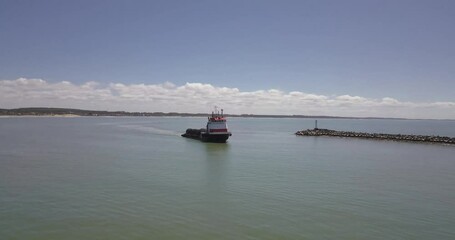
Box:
[0,107,407,119]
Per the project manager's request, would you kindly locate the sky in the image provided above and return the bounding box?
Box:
[1,0,454,119]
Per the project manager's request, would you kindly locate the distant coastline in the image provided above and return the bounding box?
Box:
[0,107,451,120]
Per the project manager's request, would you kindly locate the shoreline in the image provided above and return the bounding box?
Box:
[296,128,455,145]
[1,114,454,121]
[0,114,80,118]
[2,108,454,121]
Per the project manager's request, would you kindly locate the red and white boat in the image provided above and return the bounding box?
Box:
[182,108,232,143]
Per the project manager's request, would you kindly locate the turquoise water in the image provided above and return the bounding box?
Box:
[1,117,454,239]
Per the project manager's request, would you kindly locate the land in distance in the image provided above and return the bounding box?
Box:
[0,107,439,120]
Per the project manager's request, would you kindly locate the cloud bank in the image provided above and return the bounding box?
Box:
[1,78,454,119]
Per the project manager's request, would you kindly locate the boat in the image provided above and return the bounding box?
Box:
[182,108,232,143]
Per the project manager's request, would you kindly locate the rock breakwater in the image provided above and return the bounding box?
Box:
[295,128,455,145]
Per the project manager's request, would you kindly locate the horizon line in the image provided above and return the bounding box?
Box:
[2,107,454,121]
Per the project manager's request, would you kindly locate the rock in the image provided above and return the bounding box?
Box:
[295,128,455,145]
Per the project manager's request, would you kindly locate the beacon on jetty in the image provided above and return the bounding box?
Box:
[181,108,232,143]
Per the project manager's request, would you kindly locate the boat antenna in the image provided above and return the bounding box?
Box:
[221,109,224,117]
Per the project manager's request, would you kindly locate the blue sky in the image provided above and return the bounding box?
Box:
[1,0,454,118]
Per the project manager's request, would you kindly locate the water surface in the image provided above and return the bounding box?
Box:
[1,117,454,239]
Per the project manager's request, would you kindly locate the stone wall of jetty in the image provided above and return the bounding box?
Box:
[295,128,455,145]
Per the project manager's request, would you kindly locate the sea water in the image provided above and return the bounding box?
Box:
[1,117,454,239]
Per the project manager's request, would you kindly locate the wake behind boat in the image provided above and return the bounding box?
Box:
[182,108,232,143]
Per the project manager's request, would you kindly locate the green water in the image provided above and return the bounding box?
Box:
[1,117,454,239]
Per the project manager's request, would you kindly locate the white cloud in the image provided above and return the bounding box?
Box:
[336,95,367,102]
[1,78,454,119]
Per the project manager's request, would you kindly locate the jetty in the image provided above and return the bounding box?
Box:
[295,128,455,145]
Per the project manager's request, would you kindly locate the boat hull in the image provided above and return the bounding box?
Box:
[182,128,231,143]
[200,133,230,143]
